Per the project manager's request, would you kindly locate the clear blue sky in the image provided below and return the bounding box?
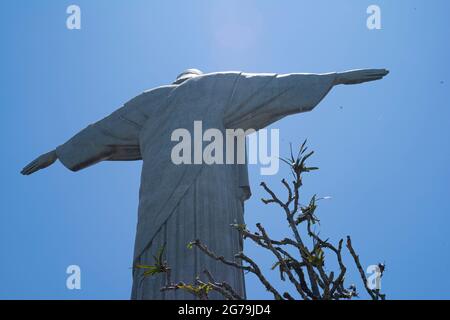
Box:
[1,0,449,299]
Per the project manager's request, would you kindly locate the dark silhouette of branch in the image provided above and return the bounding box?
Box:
[346,236,386,300]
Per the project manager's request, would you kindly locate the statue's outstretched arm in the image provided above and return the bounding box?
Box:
[224,68,389,131]
[334,69,389,85]
[21,150,58,175]
[22,98,146,175]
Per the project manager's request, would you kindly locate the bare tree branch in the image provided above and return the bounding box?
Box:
[144,141,386,301]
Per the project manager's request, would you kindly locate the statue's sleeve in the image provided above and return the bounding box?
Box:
[224,72,337,130]
[56,96,149,172]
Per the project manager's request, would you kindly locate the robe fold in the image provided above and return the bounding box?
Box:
[56,71,337,299]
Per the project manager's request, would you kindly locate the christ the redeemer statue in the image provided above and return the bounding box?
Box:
[21,68,388,299]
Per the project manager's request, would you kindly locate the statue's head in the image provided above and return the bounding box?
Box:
[173,68,203,85]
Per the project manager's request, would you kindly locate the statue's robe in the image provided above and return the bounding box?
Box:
[55,71,337,299]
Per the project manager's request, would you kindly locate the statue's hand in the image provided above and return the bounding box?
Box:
[21,150,58,175]
[335,69,389,85]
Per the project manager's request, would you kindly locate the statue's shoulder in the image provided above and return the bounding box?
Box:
[199,71,242,81]
[123,85,176,111]
[142,84,177,96]
[181,71,242,90]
